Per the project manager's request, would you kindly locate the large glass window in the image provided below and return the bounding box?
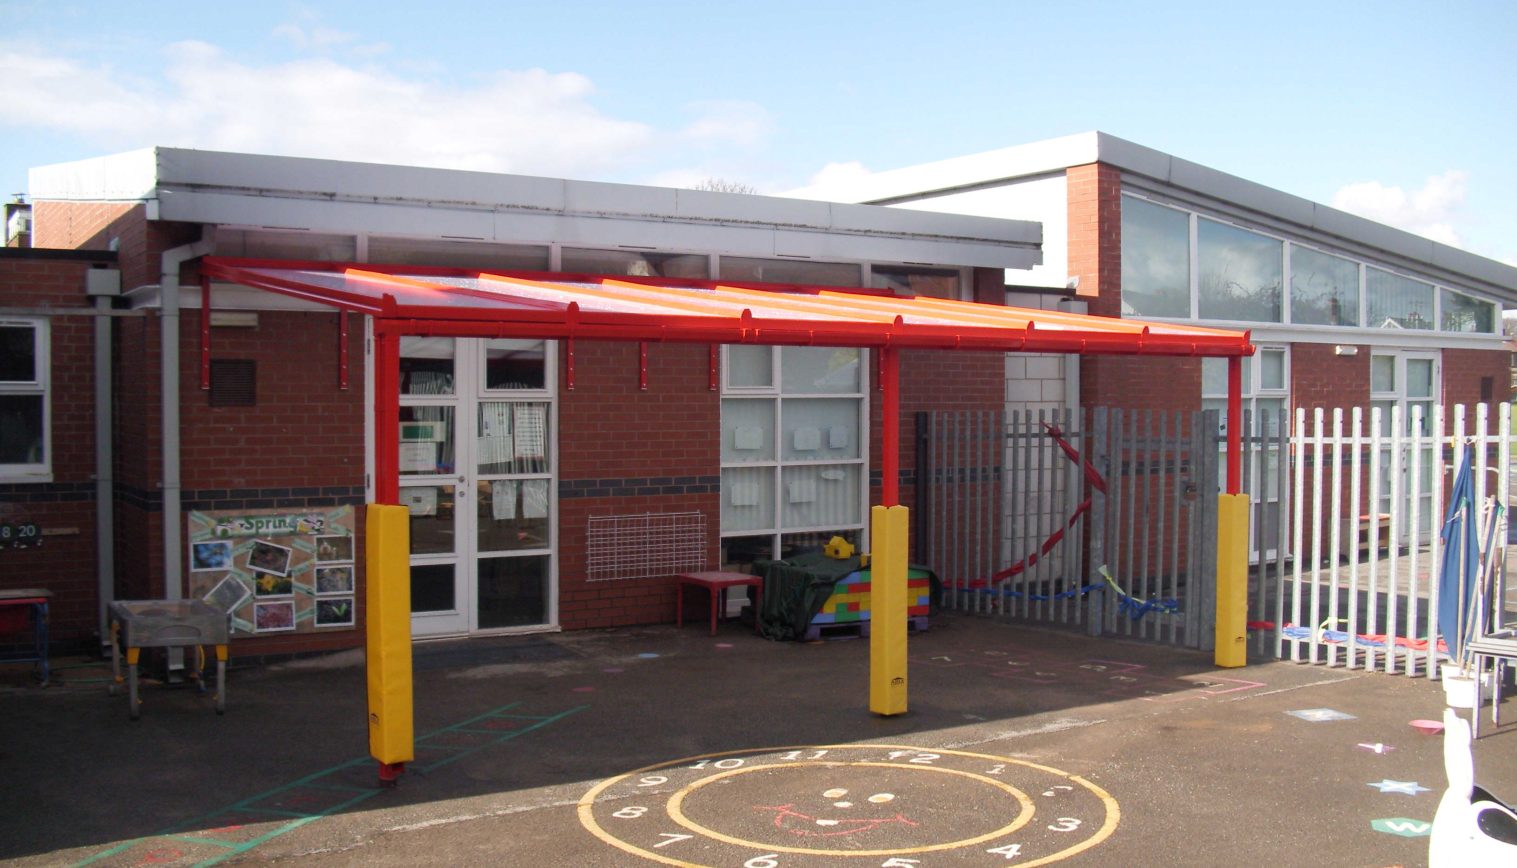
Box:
[871,264,963,299]
[720,256,861,287]
[1290,246,1360,326]
[1366,268,1434,330]
[1440,288,1496,333]
[1120,195,1191,318]
[215,229,357,261]
[1197,218,1283,322]
[561,248,709,279]
[719,346,866,571]
[368,237,549,271]
[1120,194,1499,335]
[0,320,48,478]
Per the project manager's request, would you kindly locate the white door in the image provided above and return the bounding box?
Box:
[395,337,557,638]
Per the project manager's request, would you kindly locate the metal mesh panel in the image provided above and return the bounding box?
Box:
[586,511,707,582]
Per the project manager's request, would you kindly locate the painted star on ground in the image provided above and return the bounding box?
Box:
[1366,779,1431,795]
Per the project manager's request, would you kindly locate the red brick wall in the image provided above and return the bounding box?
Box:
[1066,163,1121,313]
[0,252,116,646]
[33,204,203,292]
[1080,356,1203,414]
[556,341,720,629]
[1292,343,1368,420]
[1443,348,1512,408]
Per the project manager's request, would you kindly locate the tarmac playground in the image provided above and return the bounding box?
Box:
[2,609,1513,867]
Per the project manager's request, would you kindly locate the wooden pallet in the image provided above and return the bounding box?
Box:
[804,616,928,642]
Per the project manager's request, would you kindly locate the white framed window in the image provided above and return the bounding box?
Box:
[1203,346,1289,560]
[1120,192,1500,334]
[0,319,50,481]
[720,345,867,569]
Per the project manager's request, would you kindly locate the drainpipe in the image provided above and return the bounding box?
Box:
[159,232,214,661]
[87,267,122,652]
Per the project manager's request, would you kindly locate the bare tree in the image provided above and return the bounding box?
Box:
[692,178,757,194]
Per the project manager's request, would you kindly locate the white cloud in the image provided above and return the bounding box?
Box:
[678,100,772,147]
[808,160,874,189]
[0,38,706,180]
[1330,170,1469,248]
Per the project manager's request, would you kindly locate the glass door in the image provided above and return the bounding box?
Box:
[1203,347,1289,562]
[396,337,556,638]
[1371,350,1439,542]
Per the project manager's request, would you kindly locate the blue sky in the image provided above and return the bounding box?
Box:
[3,1,1514,265]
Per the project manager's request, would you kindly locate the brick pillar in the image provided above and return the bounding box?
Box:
[1066,163,1122,316]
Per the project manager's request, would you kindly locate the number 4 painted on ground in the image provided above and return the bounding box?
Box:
[987,842,1023,859]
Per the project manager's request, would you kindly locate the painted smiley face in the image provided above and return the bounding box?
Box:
[755,788,919,838]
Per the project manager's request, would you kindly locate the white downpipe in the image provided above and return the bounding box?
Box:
[160,232,214,625]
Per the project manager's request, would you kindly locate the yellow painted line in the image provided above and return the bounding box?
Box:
[576,743,1120,865]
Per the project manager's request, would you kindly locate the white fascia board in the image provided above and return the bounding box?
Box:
[165,191,1040,270]
[772,229,1040,270]
[155,148,572,212]
[785,132,1100,204]
[28,148,162,202]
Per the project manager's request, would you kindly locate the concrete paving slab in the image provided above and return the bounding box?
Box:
[2,612,1514,866]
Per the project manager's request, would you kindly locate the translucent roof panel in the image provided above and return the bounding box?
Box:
[201,257,1253,357]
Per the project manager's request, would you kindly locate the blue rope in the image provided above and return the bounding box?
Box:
[970,572,1180,621]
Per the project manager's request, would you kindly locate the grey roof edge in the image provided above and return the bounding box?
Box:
[788,131,1517,297]
[1093,132,1517,295]
[30,146,1038,249]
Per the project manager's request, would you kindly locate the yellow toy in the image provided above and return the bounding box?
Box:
[823,535,855,559]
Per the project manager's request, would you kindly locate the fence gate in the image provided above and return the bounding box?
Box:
[918,408,1219,649]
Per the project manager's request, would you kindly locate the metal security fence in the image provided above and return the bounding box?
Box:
[918,408,1219,649]
[1257,403,1511,679]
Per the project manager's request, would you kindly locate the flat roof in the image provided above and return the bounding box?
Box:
[29,148,1042,272]
[787,131,1517,301]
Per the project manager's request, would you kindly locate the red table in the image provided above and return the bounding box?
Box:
[675,571,762,636]
[0,588,51,686]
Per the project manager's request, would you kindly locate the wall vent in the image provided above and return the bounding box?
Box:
[209,359,257,406]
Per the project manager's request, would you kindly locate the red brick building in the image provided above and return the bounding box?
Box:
[13,147,1089,657]
[792,132,1517,424]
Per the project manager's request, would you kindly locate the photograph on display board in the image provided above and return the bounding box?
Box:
[254,601,296,632]
[314,534,353,564]
[248,539,293,576]
[190,540,233,571]
[315,565,354,595]
[315,597,355,627]
[203,575,252,614]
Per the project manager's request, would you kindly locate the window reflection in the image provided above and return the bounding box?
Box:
[1120,196,1190,318]
[720,256,861,286]
[562,248,709,279]
[871,264,962,299]
[1290,246,1359,326]
[1366,268,1433,329]
[1440,288,1495,333]
[1197,218,1282,323]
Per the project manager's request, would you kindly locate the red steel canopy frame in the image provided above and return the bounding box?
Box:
[200,258,1256,504]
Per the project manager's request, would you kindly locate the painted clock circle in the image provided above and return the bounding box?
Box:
[578,743,1118,866]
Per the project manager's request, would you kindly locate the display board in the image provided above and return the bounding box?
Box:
[187,506,357,636]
